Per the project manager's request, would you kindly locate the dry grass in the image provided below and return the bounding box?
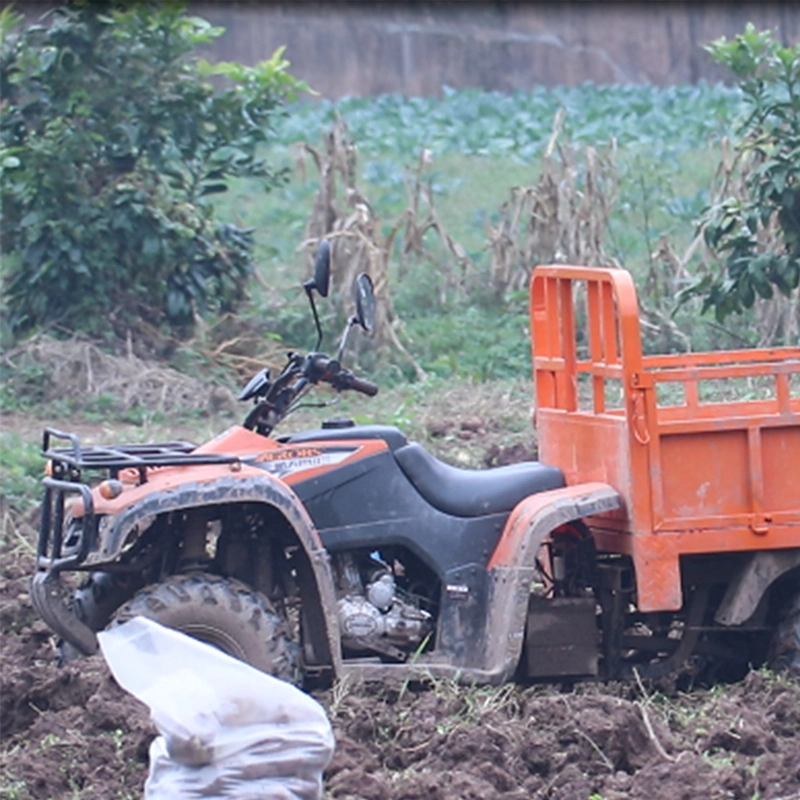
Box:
[2,334,237,416]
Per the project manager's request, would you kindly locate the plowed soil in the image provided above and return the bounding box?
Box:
[3,542,800,800]
[2,402,800,800]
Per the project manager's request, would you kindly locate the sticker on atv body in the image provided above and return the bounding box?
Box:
[246,446,357,478]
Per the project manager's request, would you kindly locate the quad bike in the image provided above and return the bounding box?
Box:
[32,243,800,686]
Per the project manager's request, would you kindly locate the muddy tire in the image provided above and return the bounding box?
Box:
[111,573,299,682]
[769,592,800,674]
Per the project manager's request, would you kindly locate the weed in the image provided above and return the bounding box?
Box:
[0,359,51,411]
[38,733,61,751]
[0,432,43,515]
[0,780,29,800]
[702,749,736,769]
[328,673,359,717]
[107,728,126,753]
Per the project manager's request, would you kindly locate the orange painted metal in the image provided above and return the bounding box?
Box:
[530,265,800,612]
[91,426,390,517]
[488,482,616,570]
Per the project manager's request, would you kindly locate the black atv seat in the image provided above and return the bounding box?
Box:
[394,443,565,518]
[281,424,408,451]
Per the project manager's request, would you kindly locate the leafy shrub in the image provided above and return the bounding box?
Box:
[0,3,307,340]
[688,25,800,321]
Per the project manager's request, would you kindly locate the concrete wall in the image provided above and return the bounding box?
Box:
[192,2,800,97]
[15,2,800,97]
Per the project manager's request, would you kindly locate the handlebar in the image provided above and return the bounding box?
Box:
[340,373,379,397]
[241,350,378,434]
[306,354,378,397]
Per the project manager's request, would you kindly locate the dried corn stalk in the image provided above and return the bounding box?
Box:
[299,115,426,379]
[398,150,471,304]
[299,115,477,377]
[487,110,619,298]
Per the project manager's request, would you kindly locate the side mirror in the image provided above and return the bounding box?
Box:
[335,273,376,361]
[354,273,375,334]
[304,239,331,298]
[303,239,331,351]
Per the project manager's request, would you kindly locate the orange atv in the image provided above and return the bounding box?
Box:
[32,245,800,686]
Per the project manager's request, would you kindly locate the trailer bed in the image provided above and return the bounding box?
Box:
[530,265,800,610]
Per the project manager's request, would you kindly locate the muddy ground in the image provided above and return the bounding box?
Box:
[3,529,800,800]
[2,394,800,800]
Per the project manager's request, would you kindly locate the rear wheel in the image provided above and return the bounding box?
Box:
[111,572,299,682]
[770,592,800,674]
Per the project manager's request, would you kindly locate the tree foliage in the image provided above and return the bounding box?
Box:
[0,3,308,339]
[689,25,800,321]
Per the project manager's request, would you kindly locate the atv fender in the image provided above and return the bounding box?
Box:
[37,474,343,675]
[482,482,621,681]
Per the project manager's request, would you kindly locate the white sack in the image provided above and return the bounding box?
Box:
[98,616,334,799]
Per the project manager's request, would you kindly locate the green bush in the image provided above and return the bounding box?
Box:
[0,3,307,339]
[687,25,800,321]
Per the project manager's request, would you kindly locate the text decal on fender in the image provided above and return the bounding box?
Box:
[246,446,358,478]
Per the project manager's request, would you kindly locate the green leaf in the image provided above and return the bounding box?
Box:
[39,46,57,72]
[19,211,43,228]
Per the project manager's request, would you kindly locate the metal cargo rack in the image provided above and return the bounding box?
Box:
[42,427,240,484]
[38,428,242,571]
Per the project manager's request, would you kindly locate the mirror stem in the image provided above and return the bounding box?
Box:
[336,317,357,362]
[305,287,324,351]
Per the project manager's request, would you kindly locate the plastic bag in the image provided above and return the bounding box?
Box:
[98,616,334,800]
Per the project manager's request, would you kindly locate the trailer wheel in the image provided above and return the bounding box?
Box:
[111,573,299,682]
[769,592,800,674]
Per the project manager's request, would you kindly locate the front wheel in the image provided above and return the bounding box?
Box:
[111,573,299,683]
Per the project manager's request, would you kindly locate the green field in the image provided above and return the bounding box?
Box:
[214,82,753,383]
[229,83,745,270]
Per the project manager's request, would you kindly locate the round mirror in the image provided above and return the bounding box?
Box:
[354,273,376,334]
[310,239,331,298]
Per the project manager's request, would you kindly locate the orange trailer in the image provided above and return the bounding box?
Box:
[531,265,800,657]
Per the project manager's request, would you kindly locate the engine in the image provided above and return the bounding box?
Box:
[335,554,433,659]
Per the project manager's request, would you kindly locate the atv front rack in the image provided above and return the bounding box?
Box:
[38,427,242,571]
[42,427,241,483]
[33,427,247,653]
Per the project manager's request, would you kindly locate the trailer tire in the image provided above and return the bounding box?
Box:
[769,592,800,674]
[111,573,299,683]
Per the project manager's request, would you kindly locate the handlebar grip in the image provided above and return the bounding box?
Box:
[347,375,379,397]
